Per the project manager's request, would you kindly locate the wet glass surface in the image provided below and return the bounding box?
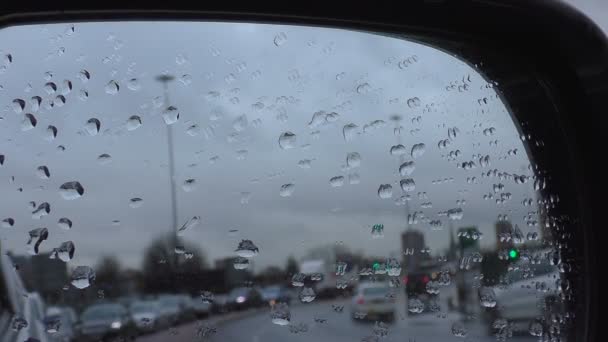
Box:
[0,22,572,342]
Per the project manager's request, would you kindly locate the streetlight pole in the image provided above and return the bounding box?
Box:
[155,75,178,241]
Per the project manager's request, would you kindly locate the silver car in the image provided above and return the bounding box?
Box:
[129,300,167,333]
[487,261,563,334]
[350,282,395,322]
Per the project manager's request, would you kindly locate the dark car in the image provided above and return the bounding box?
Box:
[260,285,292,306]
[225,287,263,311]
[76,303,135,341]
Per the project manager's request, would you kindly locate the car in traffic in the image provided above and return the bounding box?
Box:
[190,295,212,318]
[76,303,134,341]
[157,295,185,325]
[46,306,77,342]
[129,300,167,334]
[351,282,395,322]
[225,287,263,311]
[485,260,562,335]
[260,285,292,306]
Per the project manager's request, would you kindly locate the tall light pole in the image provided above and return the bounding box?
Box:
[155,75,178,240]
[390,114,411,230]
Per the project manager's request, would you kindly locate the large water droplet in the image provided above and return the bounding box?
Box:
[177,216,201,236]
[45,315,61,334]
[279,183,295,197]
[278,132,297,149]
[45,125,58,141]
[343,123,359,142]
[271,302,291,325]
[21,113,37,131]
[129,197,144,208]
[400,178,416,192]
[390,144,407,156]
[84,118,101,136]
[274,32,287,46]
[2,217,15,228]
[478,286,497,307]
[12,99,25,113]
[44,82,57,94]
[182,179,197,192]
[57,218,72,230]
[50,241,75,262]
[299,287,316,303]
[105,80,119,95]
[126,115,142,131]
[97,153,112,165]
[451,321,467,337]
[411,143,426,158]
[162,106,180,125]
[235,239,259,258]
[11,316,30,333]
[349,173,360,185]
[59,181,84,200]
[346,152,361,168]
[79,89,89,101]
[399,161,415,176]
[529,321,543,337]
[26,228,48,255]
[329,176,345,187]
[61,79,72,95]
[78,69,90,83]
[233,257,249,270]
[36,165,50,179]
[71,266,95,289]
[32,202,51,219]
[378,184,393,199]
[356,83,371,94]
[127,78,141,91]
[407,297,424,313]
[30,96,42,112]
[407,97,421,108]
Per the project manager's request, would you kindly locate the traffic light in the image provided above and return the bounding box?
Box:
[508,248,519,260]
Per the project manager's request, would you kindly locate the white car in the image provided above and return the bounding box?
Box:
[487,261,563,334]
[350,282,395,322]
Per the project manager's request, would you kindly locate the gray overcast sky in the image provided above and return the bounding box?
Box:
[0,21,537,272]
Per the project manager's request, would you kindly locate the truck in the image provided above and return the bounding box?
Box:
[299,259,340,299]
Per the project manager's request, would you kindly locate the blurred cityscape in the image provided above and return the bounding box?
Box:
[0,218,562,342]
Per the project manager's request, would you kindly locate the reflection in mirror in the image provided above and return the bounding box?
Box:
[0,21,571,342]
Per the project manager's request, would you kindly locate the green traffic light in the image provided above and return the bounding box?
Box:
[372,262,380,270]
[509,249,518,259]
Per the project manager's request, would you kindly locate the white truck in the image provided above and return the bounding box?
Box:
[299,259,340,299]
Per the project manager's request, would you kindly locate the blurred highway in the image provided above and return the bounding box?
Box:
[137,291,538,342]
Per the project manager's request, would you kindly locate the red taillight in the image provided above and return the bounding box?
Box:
[403,276,409,284]
[422,275,430,283]
[356,297,365,305]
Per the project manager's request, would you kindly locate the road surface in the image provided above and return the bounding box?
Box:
[137,293,538,342]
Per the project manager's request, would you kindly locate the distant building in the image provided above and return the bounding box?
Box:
[457,226,481,254]
[494,221,514,250]
[401,229,426,271]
